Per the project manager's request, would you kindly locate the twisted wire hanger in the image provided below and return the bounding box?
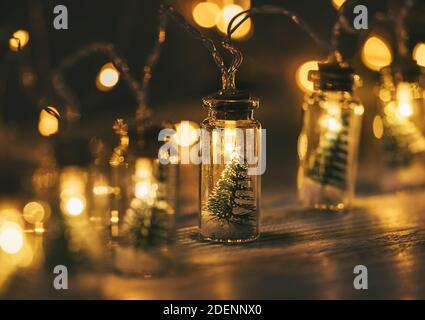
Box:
[223,4,331,86]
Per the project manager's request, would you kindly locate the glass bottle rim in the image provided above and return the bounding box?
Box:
[203,91,259,111]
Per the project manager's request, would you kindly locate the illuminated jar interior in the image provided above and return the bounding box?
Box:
[297,61,364,211]
[54,138,93,218]
[375,59,425,189]
[378,61,425,166]
[118,125,177,248]
[200,90,261,243]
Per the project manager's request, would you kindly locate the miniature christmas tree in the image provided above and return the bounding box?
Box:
[204,156,257,227]
[382,112,425,167]
[123,201,170,248]
[307,112,350,189]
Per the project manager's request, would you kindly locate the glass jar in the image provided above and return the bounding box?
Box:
[297,62,363,210]
[59,166,90,218]
[109,122,180,275]
[54,138,103,262]
[122,155,177,248]
[375,64,425,190]
[200,91,262,243]
[114,124,178,249]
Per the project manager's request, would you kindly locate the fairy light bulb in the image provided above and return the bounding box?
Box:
[38,107,60,136]
[96,62,120,91]
[361,36,393,71]
[396,83,414,117]
[0,222,24,254]
[193,2,220,28]
[60,167,88,217]
[173,121,200,147]
[134,158,156,201]
[65,197,85,216]
[23,202,46,233]
[217,4,252,39]
[224,121,238,160]
[413,43,425,67]
[296,60,319,93]
[9,30,30,52]
[321,116,342,132]
[135,183,151,199]
[332,0,346,10]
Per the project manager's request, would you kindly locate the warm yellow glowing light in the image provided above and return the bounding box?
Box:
[354,105,365,116]
[65,197,85,216]
[93,185,112,195]
[224,130,236,154]
[0,223,24,254]
[134,158,156,200]
[297,133,308,161]
[332,0,346,10]
[110,210,119,224]
[38,107,59,136]
[397,83,413,117]
[373,115,384,139]
[379,88,392,102]
[96,62,120,91]
[34,221,45,235]
[23,202,45,224]
[223,121,238,159]
[327,101,341,116]
[135,182,151,199]
[296,60,319,93]
[413,43,425,67]
[60,168,87,217]
[174,121,200,147]
[193,2,220,28]
[327,118,342,132]
[9,30,30,51]
[321,116,342,132]
[217,4,252,39]
[135,158,152,179]
[398,103,413,117]
[361,36,393,71]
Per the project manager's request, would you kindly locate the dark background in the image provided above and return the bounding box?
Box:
[1,0,425,199]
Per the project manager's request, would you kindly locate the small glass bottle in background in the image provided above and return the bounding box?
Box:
[117,124,178,249]
[111,124,179,276]
[54,139,93,220]
[200,91,262,243]
[297,58,364,210]
[374,58,425,191]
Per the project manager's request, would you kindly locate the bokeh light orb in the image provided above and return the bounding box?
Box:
[296,60,319,93]
[38,107,59,136]
[96,62,120,91]
[361,36,393,71]
[193,2,220,28]
[217,4,252,39]
[9,30,30,52]
[174,121,200,147]
[65,197,85,216]
[332,0,346,10]
[23,202,45,224]
[413,43,425,67]
[0,222,24,254]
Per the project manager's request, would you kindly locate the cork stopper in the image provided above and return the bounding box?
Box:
[203,90,259,111]
[309,61,356,92]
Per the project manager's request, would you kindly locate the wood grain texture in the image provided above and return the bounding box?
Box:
[101,189,425,299]
[4,189,425,299]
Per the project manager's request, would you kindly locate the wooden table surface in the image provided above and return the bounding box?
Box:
[4,189,425,299]
[99,189,425,300]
